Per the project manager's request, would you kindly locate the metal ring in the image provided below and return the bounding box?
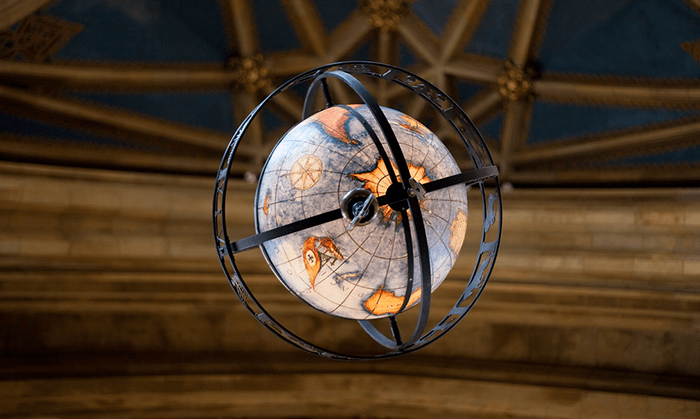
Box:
[213,61,502,360]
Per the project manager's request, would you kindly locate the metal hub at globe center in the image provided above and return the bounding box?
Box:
[213,62,502,360]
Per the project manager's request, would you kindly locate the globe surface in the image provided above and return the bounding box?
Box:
[255,105,468,320]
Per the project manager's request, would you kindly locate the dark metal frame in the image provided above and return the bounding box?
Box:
[213,61,502,360]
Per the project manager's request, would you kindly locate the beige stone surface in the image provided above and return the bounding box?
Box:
[0,161,699,417]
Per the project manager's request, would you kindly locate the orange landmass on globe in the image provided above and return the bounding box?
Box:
[303,236,343,289]
[263,191,270,216]
[350,158,430,221]
[363,287,422,316]
[303,237,321,288]
[398,114,430,137]
[317,106,359,145]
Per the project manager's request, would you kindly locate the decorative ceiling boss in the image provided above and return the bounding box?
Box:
[498,60,536,102]
[361,0,409,31]
[226,54,271,95]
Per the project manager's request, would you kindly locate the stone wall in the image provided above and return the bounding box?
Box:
[1,161,699,418]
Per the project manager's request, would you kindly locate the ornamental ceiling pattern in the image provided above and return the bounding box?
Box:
[0,0,699,186]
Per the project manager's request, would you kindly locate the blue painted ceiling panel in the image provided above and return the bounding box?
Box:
[538,0,700,78]
[398,41,419,69]
[465,0,522,60]
[528,101,700,145]
[478,112,504,144]
[412,0,460,36]
[455,81,484,104]
[597,143,700,168]
[67,91,235,133]
[0,112,160,151]
[48,0,229,62]
[312,0,357,34]
[251,0,302,53]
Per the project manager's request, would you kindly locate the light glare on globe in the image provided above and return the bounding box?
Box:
[255,104,468,320]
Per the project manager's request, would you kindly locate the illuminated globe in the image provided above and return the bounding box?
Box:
[256,104,468,320]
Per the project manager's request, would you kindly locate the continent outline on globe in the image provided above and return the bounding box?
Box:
[255,104,468,320]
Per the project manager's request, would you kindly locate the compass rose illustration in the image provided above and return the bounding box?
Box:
[290,154,323,190]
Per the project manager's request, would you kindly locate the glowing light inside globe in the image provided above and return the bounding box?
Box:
[255,104,468,320]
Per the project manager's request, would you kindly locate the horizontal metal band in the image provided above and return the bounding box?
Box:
[228,165,498,254]
[423,165,499,193]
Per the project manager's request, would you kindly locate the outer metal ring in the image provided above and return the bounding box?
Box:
[213,61,502,360]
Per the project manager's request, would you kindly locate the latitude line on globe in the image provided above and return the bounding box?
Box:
[230,166,498,254]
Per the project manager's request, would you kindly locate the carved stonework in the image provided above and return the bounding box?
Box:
[498,61,535,102]
[226,54,271,94]
[0,13,82,62]
[361,0,409,32]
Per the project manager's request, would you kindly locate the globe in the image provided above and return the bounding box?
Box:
[255,104,468,320]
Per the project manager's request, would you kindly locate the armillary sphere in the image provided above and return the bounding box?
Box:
[213,61,502,360]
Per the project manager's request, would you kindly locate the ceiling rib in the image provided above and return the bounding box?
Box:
[261,84,303,121]
[234,92,265,169]
[687,0,700,12]
[442,58,501,84]
[0,61,235,90]
[326,11,373,61]
[282,0,326,56]
[511,119,700,165]
[265,53,324,77]
[0,134,224,174]
[0,85,236,153]
[500,100,531,178]
[439,0,491,63]
[397,14,439,63]
[510,167,700,184]
[375,29,397,104]
[462,89,503,124]
[509,0,544,67]
[497,0,546,180]
[377,30,397,69]
[225,0,259,57]
[534,78,700,108]
[0,0,694,186]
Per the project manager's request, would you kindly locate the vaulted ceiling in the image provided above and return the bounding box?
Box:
[1,0,699,186]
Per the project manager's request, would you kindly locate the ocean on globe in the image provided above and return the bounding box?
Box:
[255,104,468,320]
